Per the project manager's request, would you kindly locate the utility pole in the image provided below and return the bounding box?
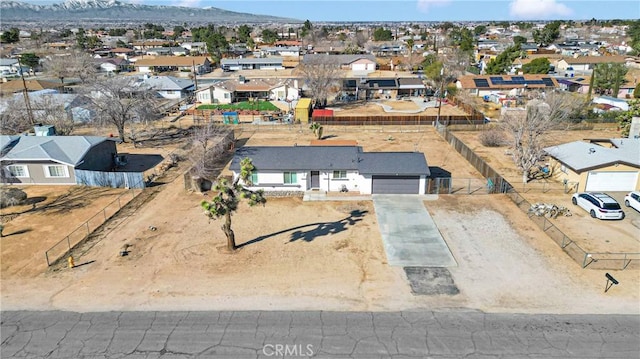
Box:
[17,56,36,125]
[435,66,444,128]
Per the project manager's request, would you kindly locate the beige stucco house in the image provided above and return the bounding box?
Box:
[544,138,640,192]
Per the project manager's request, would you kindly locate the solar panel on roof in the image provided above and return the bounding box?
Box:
[542,78,555,86]
[512,76,525,82]
[490,76,503,84]
[473,79,490,88]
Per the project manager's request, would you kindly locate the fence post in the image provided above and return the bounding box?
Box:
[67,235,71,250]
[45,251,50,266]
[467,179,471,194]
[86,222,90,235]
[103,208,107,221]
[582,253,590,268]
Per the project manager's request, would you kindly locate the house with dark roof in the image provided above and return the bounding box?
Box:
[544,138,640,192]
[341,77,427,100]
[229,146,430,194]
[456,74,559,97]
[0,135,117,186]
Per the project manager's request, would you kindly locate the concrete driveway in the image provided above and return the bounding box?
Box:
[373,195,457,267]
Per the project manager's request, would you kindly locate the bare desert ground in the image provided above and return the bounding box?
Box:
[1,127,638,315]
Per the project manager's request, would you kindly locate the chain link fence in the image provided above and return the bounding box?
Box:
[44,186,140,266]
[437,126,639,270]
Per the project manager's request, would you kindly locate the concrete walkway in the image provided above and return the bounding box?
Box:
[373,195,457,267]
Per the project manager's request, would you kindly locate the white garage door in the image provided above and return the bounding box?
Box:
[585,171,638,192]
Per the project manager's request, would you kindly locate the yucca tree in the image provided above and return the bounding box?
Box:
[201,158,266,251]
[309,122,323,139]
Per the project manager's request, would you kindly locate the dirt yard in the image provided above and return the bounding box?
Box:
[1,128,638,314]
[453,128,639,254]
[329,100,469,117]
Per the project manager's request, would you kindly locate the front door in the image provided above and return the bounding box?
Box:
[310,171,320,188]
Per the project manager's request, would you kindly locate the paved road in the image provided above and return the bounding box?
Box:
[2,311,638,358]
[373,195,457,267]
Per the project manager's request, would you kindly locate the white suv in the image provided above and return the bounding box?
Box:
[571,192,625,220]
[624,191,640,213]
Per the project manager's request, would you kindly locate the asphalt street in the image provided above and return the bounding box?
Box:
[2,311,638,358]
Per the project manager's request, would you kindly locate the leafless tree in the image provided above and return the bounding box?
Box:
[43,51,97,84]
[0,98,33,134]
[43,54,72,84]
[501,92,582,183]
[189,123,233,181]
[68,50,98,83]
[0,92,74,135]
[30,94,76,135]
[296,55,342,107]
[86,76,160,143]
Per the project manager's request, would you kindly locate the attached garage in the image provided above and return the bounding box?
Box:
[372,175,420,194]
[585,171,639,192]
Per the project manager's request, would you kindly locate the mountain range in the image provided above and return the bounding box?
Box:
[0,0,298,24]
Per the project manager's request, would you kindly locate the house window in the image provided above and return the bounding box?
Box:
[283,172,297,184]
[44,165,69,178]
[166,90,175,94]
[7,165,29,178]
[332,170,347,179]
[224,93,230,99]
[250,173,258,185]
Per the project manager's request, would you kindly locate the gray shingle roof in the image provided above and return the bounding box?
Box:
[544,139,640,172]
[302,54,376,65]
[141,76,194,91]
[0,136,108,166]
[358,152,430,175]
[230,146,361,171]
[229,146,430,176]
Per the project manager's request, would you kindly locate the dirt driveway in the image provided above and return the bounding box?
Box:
[1,128,638,314]
[453,128,639,255]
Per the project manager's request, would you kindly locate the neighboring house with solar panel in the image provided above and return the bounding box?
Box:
[455,74,559,97]
[340,77,426,101]
[0,135,117,186]
[229,146,431,195]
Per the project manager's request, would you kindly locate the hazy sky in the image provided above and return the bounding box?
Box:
[29,0,640,22]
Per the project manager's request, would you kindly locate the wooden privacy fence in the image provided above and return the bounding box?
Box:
[312,114,484,126]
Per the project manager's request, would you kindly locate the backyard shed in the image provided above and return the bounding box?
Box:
[295,98,312,123]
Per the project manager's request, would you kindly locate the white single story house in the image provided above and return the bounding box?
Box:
[229,146,430,194]
[220,57,284,71]
[195,78,301,104]
[302,54,377,73]
[592,96,630,111]
[140,75,195,100]
[544,138,640,192]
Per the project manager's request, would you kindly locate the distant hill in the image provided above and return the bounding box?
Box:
[0,0,298,24]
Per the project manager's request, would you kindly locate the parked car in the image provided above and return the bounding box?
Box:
[571,192,625,220]
[624,191,640,213]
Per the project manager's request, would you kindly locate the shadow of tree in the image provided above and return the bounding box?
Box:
[34,187,118,215]
[237,210,368,248]
[2,228,32,237]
